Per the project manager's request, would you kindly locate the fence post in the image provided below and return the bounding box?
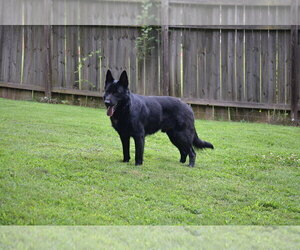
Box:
[44,25,52,98]
[161,0,169,96]
[291,1,299,122]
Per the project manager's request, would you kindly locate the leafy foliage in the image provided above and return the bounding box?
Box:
[136,0,160,59]
[74,50,101,90]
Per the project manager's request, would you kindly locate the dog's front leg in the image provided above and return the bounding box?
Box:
[119,134,130,162]
[133,135,145,165]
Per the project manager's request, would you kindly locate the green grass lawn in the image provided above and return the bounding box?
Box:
[0,98,299,225]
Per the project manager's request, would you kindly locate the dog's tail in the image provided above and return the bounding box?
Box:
[193,132,214,149]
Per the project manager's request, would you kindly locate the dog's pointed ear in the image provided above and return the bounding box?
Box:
[105,70,114,86]
[119,70,128,89]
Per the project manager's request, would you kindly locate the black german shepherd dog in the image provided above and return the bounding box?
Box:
[104,70,213,167]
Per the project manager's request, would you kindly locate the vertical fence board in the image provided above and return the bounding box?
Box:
[169,29,182,97]
[169,29,176,96]
[197,29,206,99]
[144,53,152,96]
[183,29,197,98]
[93,27,102,91]
[137,57,145,95]
[192,30,199,98]
[221,6,236,26]
[89,27,101,91]
[245,30,260,102]
[51,26,66,88]
[121,28,130,73]
[145,54,157,96]
[221,30,228,101]
[173,29,181,97]
[277,30,285,104]
[0,26,3,81]
[80,26,100,91]
[122,27,130,74]
[51,26,58,88]
[22,26,45,87]
[1,26,13,82]
[8,26,22,83]
[268,30,277,104]
[285,30,291,105]
[85,26,96,91]
[246,30,252,102]
[182,28,190,97]
[261,31,269,103]
[80,26,91,90]
[211,5,221,25]
[44,26,52,98]
[129,28,138,93]
[176,29,182,97]
[145,29,159,96]
[261,30,276,104]
[0,26,12,82]
[100,27,109,91]
[205,30,213,100]
[114,27,123,77]
[36,27,45,87]
[162,4,170,96]
[253,30,261,103]
[221,30,235,101]
[206,30,220,100]
[23,26,34,85]
[236,30,245,102]
[277,30,288,104]
[65,26,79,90]
[137,27,145,96]
[159,28,164,96]
[108,28,117,77]
[114,27,128,78]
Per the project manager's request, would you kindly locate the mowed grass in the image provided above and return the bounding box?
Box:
[0,98,299,225]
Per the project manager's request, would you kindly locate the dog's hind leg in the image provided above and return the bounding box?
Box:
[167,130,188,164]
[188,147,196,167]
[179,151,188,163]
[167,129,196,167]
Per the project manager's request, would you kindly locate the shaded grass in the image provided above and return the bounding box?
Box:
[0,98,299,225]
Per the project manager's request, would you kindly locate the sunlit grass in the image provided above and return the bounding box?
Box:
[0,98,299,225]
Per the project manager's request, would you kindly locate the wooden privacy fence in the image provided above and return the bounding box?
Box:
[0,26,160,96]
[0,25,299,122]
[176,28,292,105]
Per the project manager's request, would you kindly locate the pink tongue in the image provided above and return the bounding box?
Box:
[107,106,114,117]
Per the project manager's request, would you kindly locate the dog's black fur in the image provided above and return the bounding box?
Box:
[104,70,213,167]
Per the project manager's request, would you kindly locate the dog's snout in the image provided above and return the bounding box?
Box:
[104,94,112,105]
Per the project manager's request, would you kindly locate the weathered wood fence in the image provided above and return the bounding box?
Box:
[0,25,299,122]
[0,2,299,123]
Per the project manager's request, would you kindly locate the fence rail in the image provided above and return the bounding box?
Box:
[1,0,299,26]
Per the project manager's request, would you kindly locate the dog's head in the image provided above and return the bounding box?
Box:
[104,70,129,117]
